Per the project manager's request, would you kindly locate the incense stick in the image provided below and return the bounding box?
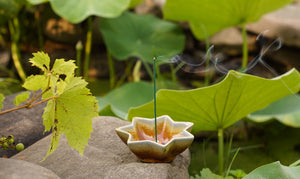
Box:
[153,57,158,142]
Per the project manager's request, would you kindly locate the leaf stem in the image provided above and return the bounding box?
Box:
[107,50,115,89]
[142,61,153,80]
[202,24,211,86]
[225,148,240,177]
[290,158,300,167]
[241,24,248,71]
[218,128,224,175]
[0,96,56,115]
[8,17,26,81]
[83,17,93,80]
[76,41,83,76]
[133,60,142,82]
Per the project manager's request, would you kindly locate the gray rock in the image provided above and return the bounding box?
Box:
[0,158,60,179]
[209,27,256,55]
[13,116,191,179]
[246,4,300,48]
[0,92,48,157]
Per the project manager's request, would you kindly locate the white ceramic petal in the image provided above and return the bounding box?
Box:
[115,115,194,163]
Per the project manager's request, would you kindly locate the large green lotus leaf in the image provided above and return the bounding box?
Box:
[128,69,300,133]
[100,11,185,63]
[44,0,130,23]
[248,94,300,127]
[97,81,154,120]
[163,0,293,39]
[243,161,300,179]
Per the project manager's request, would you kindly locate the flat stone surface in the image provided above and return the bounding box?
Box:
[13,116,191,179]
[0,92,48,157]
[0,158,60,179]
[247,4,300,48]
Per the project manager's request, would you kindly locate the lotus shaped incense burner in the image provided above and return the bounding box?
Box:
[115,115,194,163]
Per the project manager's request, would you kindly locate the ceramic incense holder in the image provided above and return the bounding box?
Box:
[115,115,194,163]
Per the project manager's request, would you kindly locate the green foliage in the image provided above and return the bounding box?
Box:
[27,0,48,5]
[190,168,233,179]
[128,69,300,133]
[29,0,131,23]
[0,94,4,111]
[0,0,27,19]
[163,0,293,39]
[12,51,99,159]
[243,161,300,179]
[248,94,300,127]
[23,75,47,91]
[13,91,30,106]
[128,0,144,9]
[229,169,246,178]
[100,11,185,63]
[97,81,154,120]
[28,51,50,71]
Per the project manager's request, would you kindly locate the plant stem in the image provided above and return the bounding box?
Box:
[107,50,115,89]
[225,148,240,177]
[76,41,83,76]
[0,96,55,115]
[153,58,157,143]
[115,60,134,87]
[8,17,26,81]
[133,60,142,82]
[204,29,211,86]
[142,61,153,80]
[241,24,248,71]
[35,10,44,51]
[83,17,93,80]
[218,128,224,175]
[170,63,176,82]
[290,158,300,167]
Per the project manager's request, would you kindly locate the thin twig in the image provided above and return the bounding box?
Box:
[0,96,56,115]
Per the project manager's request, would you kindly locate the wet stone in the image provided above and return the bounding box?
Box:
[247,3,300,48]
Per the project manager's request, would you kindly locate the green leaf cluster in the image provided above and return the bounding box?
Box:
[100,11,185,63]
[0,94,4,111]
[128,69,300,133]
[163,0,293,39]
[21,52,99,159]
[0,0,27,25]
[27,0,131,23]
[248,94,300,127]
[243,161,300,179]
[97,81,154,120]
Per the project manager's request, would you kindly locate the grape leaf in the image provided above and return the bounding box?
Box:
[0,93,4,111]
[29,51,50,72]
[22,75,48,91]
[13,91,31,106]
[43,77,99,158]
[52,59,77,79]
[42,99,55,132]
